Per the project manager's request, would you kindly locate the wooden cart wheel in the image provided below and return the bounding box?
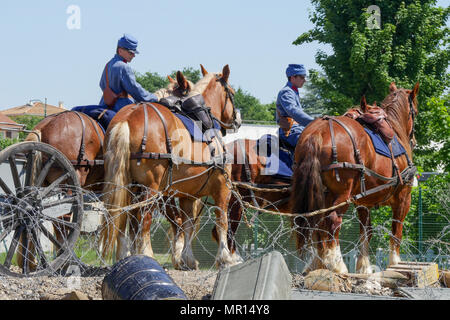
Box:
[0,142,83,277]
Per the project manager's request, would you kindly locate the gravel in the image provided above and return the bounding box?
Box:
[0,270,440,300]
[0,270,219,300]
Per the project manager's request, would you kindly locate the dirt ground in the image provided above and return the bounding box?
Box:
[0,270,218,300]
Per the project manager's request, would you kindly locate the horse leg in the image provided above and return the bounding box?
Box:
[212,185,235,269]
[128,191,154,259]
[227,192,244,264]
[164,197,185,270]
[314,194,350,274]
[178,197,199,270]
[213,192,244,264]
[356,206,373,274]
[389,188,412,266]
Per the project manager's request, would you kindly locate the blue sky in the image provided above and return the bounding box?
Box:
[0,0,448,110]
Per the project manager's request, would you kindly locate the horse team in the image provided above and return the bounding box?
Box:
[25,64,419,275]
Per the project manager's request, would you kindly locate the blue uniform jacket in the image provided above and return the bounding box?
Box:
[99,54,158,112]
[275,81,314,148]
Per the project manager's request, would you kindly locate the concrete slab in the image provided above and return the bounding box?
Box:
[397,287,450,300]
[212,251,292,300]
[291,289,407,300]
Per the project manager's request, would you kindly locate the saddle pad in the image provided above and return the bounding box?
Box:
[174,113,221,143]
[71,105,110,133]
[364,127,406,158]
[257,134,293,178]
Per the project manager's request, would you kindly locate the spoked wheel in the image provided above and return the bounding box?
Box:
[0,142,83,277]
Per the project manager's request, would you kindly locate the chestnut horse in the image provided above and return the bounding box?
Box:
[100,64,241,269]
[18,73,193,270]
[25,73,193,189]
[290,82,419,274]
[215,138,291,262]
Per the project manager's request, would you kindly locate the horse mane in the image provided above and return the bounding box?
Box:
[188,73,217,97]
[154,81,178,100]
[380,88,415,148]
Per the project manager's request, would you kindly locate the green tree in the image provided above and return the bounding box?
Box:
[136,67,202,92]
[234,88,275,123]
[136,71,168,92]
[300,70,329,117]
[294,0,449,171]
[169,67,201,84]
[11,115,44,140]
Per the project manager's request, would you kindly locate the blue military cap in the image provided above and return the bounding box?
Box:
[286,64,306,77]
[118,34,139,54]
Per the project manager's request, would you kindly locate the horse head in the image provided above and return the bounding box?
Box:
[382,81,419,149]
[170,71,195,98]
[154,72,194,100]
[194,64,241,135]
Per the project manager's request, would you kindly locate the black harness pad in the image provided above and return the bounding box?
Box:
[159,96,182,113]
[181,94,214,131]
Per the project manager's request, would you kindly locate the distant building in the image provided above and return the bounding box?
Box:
[222,123,278,144]
[0,100,66,117]
[0,113,21,140]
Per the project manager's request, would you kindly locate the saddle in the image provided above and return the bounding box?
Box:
[159,94,215,132]
[345,106,394,144]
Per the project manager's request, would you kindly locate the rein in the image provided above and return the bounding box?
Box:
[210,75,239,131]
[408,95,416,149]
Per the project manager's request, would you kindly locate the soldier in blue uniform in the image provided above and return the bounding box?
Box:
[72,34,158,131]
[276,64,314,150]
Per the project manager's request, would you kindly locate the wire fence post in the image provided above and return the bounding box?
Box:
[418,183,423,256]
[253,217,259,256]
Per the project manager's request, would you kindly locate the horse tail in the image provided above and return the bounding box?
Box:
[100,121,131,259]
[290,134,325,252]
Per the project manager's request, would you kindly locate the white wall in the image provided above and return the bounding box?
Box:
[222,123,278,144]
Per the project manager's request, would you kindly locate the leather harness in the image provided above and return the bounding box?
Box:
[44,111,104,167]
[129,101,232,194]
[319,114,416,203]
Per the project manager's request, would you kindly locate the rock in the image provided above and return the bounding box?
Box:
[61,291,90,300]
[40,293,61,300]
[440,270,450,288]
[303,269,352,292]
[346,270,408,289]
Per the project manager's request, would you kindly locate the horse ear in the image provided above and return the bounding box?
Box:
[389,82,398,93]
[176,71,189,90]
[222,64,230,83]
[360,96,368,113]
[200,64,208,76]
[167,75,176,84]
[411,82,420,100]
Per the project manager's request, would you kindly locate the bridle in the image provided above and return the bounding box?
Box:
[407,94,417,149]
[211,75,240,133]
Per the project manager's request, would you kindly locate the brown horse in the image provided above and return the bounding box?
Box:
[25,73,193,188]
[100,64,241,269]
[18,73,193,270]
[213,138,291,263]
[290,82,419,274]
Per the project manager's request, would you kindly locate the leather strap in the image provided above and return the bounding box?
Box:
[72,111,87,164]
[328,118,340,182]
[104,63,129,108]
[84,114,104,152]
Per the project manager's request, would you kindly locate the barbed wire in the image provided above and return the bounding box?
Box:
[0,180,448,298]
